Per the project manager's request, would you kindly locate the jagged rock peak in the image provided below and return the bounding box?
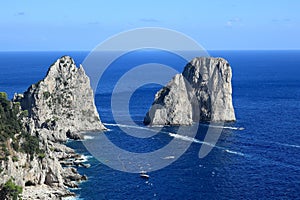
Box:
[46,56,81,79]
[144,57,236,126]
[17,55,106,142]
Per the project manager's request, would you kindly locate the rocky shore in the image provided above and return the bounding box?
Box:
[0,56,106,199]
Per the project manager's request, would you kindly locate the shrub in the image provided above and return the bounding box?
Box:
[20,110,28,118]
[0,92,8,99]
[12,141,19,152]
[21,135,40,160]
[1,178,23,200]
[43,91,51,99]
[12,156,18,162]
[38,153,45,159]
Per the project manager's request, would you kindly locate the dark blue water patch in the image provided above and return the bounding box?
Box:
[101,126,174,153]
[129,84,161,123]
[95,85,161,126]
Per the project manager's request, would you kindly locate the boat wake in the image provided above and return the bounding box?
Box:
[168,133,245,156]
[274,142,300,149]
[162,156,175,160]
[104,123,151,131]
[201,124,245,130]
[104,123,245,157]
[223,149,245,156]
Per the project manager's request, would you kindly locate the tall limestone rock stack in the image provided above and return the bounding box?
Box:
[18,55,106,141]
[0,56,106,199]
[144,57,236,125]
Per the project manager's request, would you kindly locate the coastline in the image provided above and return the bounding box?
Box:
[0,56,106,199]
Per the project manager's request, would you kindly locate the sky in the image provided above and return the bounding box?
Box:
[1,0,299,51]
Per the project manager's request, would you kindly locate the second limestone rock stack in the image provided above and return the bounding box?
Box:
[144,57,236,126]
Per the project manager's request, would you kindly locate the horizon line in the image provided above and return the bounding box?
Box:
[0,49,300,52]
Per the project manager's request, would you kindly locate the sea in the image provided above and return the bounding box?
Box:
[0,50,299,200]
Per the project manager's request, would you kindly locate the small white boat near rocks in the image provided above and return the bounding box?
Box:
[140,171,150,179]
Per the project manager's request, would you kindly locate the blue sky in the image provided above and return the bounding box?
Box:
[1,0,299,50]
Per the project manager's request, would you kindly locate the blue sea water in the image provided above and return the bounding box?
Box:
[0,50,300,199]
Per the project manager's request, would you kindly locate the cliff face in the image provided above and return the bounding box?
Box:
[0,56,106,199]
[18,56,106,142]
[144,57,236,125]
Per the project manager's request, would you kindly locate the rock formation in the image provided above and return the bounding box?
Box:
[144,57,236,125]
[17,55,106,142]
[0,56,106,199]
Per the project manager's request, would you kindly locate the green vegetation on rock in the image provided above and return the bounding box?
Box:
[0,92,22,142]
[43,91,51,99]
[0,178,23,200]
[0,92,42,160]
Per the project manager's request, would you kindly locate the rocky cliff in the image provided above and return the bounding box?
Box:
[18,55,106,142]
[144,57,236,125]
[0,56,106,199]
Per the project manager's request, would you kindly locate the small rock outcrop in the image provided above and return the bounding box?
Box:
[144,57,236,125]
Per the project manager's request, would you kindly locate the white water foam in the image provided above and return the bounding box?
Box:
[83,135,95,140]
[62,197,84,200]
[77,155,93,162]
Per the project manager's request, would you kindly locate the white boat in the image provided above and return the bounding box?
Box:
[140,172,150,179]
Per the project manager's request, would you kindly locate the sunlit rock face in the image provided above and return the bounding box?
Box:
[144,57,236,125]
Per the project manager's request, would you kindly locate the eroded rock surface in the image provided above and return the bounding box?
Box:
[18,56,106,141]
[144,57,236,125]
